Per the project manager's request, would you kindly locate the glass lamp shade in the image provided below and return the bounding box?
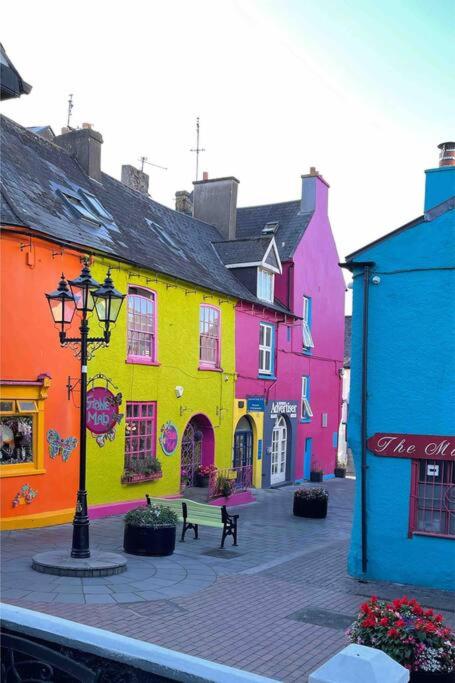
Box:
[45,274,77,327]
[93,269,125,325]
[68,261,100,312]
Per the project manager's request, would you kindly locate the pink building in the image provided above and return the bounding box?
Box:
[191,170,345,487]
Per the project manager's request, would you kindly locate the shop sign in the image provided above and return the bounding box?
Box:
[247,397,265,412]
[367,433,455,461]
[160,421,178,456]
[270,401,297,419]
[87,387,120,434]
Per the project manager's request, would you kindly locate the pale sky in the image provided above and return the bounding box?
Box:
[2,0,453,273]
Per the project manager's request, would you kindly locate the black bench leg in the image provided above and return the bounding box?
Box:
[194,524,199,540]
[220,525,228,549]
[180,523,188,542]
[233,521,238,546]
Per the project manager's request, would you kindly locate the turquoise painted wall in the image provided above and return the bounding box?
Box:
[348,166,455,590]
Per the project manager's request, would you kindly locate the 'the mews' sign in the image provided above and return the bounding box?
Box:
[367,433,455,461]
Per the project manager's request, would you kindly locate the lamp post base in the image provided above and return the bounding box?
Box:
[32,551,127,578]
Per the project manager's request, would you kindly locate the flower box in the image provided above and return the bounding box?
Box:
[195,473,210,488]
[121,471,163,485]
[410,672,455,683]
[293,487,328,518]
[334,467,346,478]
[310,471,323,483]
[124,504,178,556]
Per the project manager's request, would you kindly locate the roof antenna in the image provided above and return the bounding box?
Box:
[139,156,168,172]
[66,93,74,129]
[190,116,205,181]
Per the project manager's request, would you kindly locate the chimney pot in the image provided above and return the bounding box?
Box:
[438,142,455,167]
[202,171,209,181]
[121,165,149,195]
[82,122,93,130]
[309,166,318,176]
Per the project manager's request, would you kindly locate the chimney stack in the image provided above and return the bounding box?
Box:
[54,126,103,181]
[192,176,239,240]
[300,166,329,215]
[438,142,455,167]
[121,165,149,195]
[175,190,193,215]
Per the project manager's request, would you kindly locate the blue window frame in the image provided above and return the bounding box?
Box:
[302,295,314,353]
[301,375,313,422]
[258,322,275,379]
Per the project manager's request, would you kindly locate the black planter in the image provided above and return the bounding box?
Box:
[124,524,176,556]
[334,467,346,478]
[310,471,323,483]
[293,495,328,518]
[410,671,455,683]
[195,473,210,488]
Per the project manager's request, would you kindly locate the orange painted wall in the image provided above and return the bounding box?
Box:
[0,230,82,528]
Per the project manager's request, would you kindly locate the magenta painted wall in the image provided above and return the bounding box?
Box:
[235,176,345,483]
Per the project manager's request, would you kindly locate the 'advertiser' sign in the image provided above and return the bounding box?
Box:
[367,433,455,461]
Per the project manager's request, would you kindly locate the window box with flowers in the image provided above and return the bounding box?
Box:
[293,487,328,518]
[348,596,455,682]
[195,464,217,488]
[121,457,162,484]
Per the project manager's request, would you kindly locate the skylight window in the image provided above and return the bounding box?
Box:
[78,190,113,222]
[262,221,279,235]
[146,220,187,260]
[60,191,101,225]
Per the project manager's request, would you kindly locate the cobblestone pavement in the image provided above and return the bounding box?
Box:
[2,479,454,681]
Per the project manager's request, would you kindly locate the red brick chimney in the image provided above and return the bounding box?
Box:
[438,142,455,167]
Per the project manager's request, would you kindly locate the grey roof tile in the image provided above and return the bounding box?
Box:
[213,236,273,265]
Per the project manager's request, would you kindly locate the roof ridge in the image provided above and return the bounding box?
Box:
[237,199,300,211]
[213,235,272,245]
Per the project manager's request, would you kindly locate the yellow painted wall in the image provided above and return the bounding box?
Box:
[232,399,264,488]
[86,256,237,506]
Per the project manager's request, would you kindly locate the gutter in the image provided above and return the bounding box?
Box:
[340,260,374,575]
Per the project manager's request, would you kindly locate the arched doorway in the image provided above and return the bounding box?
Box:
[271,415,287,485]
[181,414,214,486]
[233,416,253,469]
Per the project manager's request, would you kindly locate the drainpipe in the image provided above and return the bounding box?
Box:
[340,260,374,575]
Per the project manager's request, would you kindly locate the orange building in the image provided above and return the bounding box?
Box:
[0,229,82,529]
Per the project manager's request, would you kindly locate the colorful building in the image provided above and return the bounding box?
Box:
[344,142,455,590]
[191,171,345,486]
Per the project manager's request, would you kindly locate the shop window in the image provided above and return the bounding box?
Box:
[301,376,313,422]
[259,323,274,376]
[0,377,50,477]
[257,268,274,303]
[124,402,157,478]
[410,459,454,538]
[199,305,220,368]
[302,295,314,352]
[127,287,156,363]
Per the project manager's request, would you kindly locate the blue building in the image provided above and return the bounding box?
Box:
[343,142,455,590]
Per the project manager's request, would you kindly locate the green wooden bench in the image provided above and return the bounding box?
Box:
[145,495,239,548]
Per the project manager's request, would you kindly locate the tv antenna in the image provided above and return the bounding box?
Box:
[67,94,74,129]
[139,156,168,173]
[190,116,205,181]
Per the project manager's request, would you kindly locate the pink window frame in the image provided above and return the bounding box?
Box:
[124,401,157,467]
[126,285,158,365]
[198,304,221,370]
[408,458,454,539]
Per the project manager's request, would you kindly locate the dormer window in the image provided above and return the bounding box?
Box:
[262,221,279,235]
[257,268,274,303]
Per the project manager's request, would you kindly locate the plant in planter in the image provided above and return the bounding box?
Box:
[195,464,217,487]
[310,460,324,482]
[348,596,455,682]
[293,487,328,518]
[216,475,233,498]
[121,458,162,484]
[124,504,178,556]
[334,459,347,478]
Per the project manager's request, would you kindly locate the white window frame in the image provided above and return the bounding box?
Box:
[301,376,313,420]
[259,323,273,375]
[302,296,314,349]
[257,268,274,303]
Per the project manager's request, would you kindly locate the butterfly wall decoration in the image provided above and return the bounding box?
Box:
[95,413,123,447]
[47,429,78,462]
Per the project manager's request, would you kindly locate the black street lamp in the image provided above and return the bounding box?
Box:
[46,259,125,559]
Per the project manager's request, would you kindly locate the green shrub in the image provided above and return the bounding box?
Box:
[125,504,178,528]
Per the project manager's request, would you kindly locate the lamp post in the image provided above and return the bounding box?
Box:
[46,259,124,559]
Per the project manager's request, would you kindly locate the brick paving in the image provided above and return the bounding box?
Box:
[1,479,454,681]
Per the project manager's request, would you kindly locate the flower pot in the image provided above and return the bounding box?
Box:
[334,467,346,478]
[310,471,323,483]
[293,496,328,518]
[410,672,455,683]
[121,471,162,485]
[124,525,176,556]
[195,473,210,488]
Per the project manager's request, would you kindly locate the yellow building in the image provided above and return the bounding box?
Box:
[87,255,237,516]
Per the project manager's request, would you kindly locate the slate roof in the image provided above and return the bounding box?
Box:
[344,315,352,368]
[213,236,274,266]
[236,200,313,261]
[0,115,291,314]
[0,44,31,100]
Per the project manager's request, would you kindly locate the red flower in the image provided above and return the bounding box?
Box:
[435,614,444,623]
[413,605,424,616]
[387,628,398,638]
[392,599,401,609]
[425,609,434,617]
[361,603,371,614]
[370,595,378,603]
[380,618,388,626]
[396,619,405,628]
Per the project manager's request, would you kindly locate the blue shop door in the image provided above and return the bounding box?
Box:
[304,437,313,480]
